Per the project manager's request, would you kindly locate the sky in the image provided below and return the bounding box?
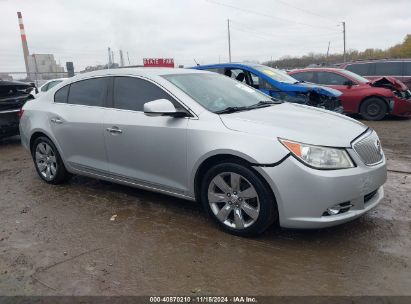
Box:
[0,0,410,72]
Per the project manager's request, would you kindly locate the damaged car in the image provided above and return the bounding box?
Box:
[289,68,411,120]
[0,80,35,139]
[192,63,343,113]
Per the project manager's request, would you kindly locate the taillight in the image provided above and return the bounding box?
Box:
[18,108,24,119]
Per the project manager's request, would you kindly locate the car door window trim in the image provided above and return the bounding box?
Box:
[110,75,196,118]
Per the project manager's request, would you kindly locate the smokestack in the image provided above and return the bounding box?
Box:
[108,47,112,67]
[17,12,30,75]
[119,50,125,67]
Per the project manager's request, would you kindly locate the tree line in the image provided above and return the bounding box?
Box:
[264,34,411,69]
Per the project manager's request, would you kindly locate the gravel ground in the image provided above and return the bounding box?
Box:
[0,117,410,296]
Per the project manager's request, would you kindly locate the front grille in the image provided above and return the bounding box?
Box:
[353,131,383,165]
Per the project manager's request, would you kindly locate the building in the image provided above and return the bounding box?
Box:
[27,54,65,81]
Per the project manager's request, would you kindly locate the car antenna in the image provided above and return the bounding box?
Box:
[193,58,200,66]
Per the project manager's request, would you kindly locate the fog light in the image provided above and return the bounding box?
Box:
[323,202,353,216]
[326,207,340,215]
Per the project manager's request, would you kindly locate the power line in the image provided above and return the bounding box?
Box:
[274,0,338,22]
[205,0,339,31]
[229,20,340,39]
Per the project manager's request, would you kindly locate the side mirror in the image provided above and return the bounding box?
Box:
[344,80,355,87]
[144,99,188,118]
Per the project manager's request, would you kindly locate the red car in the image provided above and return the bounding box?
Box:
[289,68,411,120]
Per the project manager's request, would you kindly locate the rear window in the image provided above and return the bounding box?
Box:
[375,62,403,76]
[54,85,69,103]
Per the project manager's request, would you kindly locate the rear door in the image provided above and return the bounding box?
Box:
[50,77,109,173]
[103,76,189,193]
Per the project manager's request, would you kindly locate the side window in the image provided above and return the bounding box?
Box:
[375,62,403,76]
[317,72,350,85]
[248,71,278,91]
[291,72,316,83]
[47,80,62,91]
[40,83,49,92]
[113,77,182,112]
[346,63,372,76]
[54,85,69,103]
[224,69,247,83]
[68,78,108,107]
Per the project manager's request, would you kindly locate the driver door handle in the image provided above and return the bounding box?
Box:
[50,117,63,124]
[106,126,123,134]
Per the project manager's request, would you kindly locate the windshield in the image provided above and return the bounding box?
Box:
[253,66,298,84]
[339,70,369,84]
[163,73,276,113]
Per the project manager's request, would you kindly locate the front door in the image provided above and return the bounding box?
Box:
[103,76,189,194]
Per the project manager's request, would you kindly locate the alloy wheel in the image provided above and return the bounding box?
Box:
[35,142,57,181]
[208,172,260,229]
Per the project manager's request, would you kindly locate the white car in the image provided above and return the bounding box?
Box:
[30,78,67,98]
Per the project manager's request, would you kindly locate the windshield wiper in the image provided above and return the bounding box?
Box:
[215,99,282,114]
[215,106,250,114]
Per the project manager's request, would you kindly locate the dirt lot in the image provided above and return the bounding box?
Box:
[0,117,410,296]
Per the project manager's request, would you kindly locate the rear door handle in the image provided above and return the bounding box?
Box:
[50,117,63,124]
[106,126,123,134]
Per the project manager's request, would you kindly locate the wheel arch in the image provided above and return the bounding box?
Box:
[193,153,277,206]
[28,130,68,169]
[359,95,389,113]
[29,131,53,153]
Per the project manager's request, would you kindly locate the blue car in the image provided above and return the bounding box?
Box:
[192,63,343,112]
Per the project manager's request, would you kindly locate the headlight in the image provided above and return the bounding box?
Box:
[279,138,354,169]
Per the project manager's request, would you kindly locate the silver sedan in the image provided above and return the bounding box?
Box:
[19,68,387,236]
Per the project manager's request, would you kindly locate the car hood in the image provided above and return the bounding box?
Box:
[220,103,367,147]
[370,76,408,91]
[290,82,342,97]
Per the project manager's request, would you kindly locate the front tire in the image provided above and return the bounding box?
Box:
[200,162,278,236]
[360,97,387,121]
[32,136,71,184]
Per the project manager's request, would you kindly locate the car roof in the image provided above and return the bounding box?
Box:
[68,67,208,83]
[290,67,348,73]
[195,62,266,69]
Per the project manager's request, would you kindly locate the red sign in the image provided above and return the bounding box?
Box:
[143,58,174,68]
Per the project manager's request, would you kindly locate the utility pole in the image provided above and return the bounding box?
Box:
[342,21,346,62]
[127,52,131,65]
[227,19,231,63]
[326,41,330,66]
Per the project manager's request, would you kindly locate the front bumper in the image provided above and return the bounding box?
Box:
[390,96,411,117]
[0,109,20,138]
[254,150,387,229]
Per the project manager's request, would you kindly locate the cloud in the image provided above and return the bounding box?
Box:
[0,0,410,72]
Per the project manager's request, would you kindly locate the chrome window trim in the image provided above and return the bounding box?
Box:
[111,74,198,119]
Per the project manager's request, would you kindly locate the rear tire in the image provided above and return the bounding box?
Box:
[360,97,387,121]
[200,162,278,236]
[32,136,71,184]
